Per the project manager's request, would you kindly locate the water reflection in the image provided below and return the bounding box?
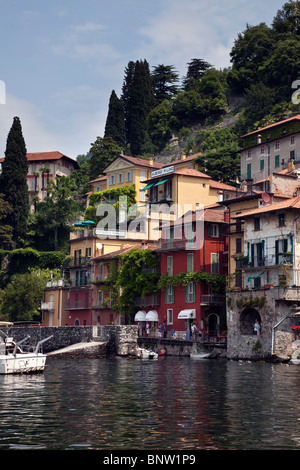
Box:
[0,357,300,449]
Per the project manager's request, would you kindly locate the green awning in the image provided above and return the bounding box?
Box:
[248,272,263,282]
[140,182,155,191]
[154,178,169,186]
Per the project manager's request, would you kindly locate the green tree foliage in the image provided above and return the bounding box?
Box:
[147,99,173,151]
[128,60,155,155]
[196,128,240,184]
[104,90,126,149]
[182,58,212,91]
[151,64,180,104]
[0,268,60,322]
[121,60,136,146]
[0,117,29,247]
[27,177,82,252]
[89,136,122,179]
[272,0,300,36]
[0,193,14,250]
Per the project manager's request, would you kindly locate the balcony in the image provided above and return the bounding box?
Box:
[200,294,225,306]
[242,253,293,270]
[156,239,188,252]
[41,302,54,311]
[69,256,92,268]
[64,300,91,310]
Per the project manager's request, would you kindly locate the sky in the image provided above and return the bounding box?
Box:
[0,0,286,161]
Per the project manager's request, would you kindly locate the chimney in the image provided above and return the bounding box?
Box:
[257,134,261,144]
[181,153,186,160]
[149,158,153,166]
[141,241,148,250]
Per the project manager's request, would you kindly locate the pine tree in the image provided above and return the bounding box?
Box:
[151,64,180,104]
[104,90,126,149]
[0,117,29,246]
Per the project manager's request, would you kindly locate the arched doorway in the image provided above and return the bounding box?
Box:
[208,313,220,338]
[240,307,261,335]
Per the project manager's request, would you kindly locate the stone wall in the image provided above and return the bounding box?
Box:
[97,325,138,356]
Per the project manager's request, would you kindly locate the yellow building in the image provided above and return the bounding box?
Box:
[41,279,69,326]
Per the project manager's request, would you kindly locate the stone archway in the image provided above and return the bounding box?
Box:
[240,307,261,335]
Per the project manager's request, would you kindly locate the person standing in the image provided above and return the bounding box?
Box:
[254,320,260,335]
[163,320,168,338]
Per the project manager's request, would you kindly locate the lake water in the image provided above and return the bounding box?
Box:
[0,356,300,451]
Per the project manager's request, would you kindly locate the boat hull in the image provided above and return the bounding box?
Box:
[0,353,47,374]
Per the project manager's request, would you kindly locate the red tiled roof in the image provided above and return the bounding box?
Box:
[234,196,300,218]
[209,179,238,191]
[174,167,210,178]
[89,176,107,183]
[168,153,202,166]
[0,151,79,167]
[118,154,164,169]
[241,115,300,138]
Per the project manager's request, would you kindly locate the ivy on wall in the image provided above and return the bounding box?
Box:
[158,271,225,292]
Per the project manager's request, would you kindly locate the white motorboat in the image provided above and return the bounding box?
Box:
[0,322,53,374]
[137,347,158,360]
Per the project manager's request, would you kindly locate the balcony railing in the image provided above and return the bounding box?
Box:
[242,253,293,269]
[69,256,92,267]
[64,300,91,310]
[156,239,188,251]
[200,294,225,306]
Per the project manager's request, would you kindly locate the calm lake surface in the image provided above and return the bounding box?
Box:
[0,356,300,451]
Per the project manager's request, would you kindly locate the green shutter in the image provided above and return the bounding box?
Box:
[275,155,280,167]
[260,159,264,171]
[187,253,193,273]
[247,163,251,179]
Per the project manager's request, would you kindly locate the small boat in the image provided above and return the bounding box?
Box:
[190,352,211,360]
[137,347,158,360]
[0,322,53,374]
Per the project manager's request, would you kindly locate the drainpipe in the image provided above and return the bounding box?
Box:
[293,213,300,285]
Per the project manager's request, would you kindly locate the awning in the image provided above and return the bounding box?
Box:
[134,310,146,321]
[154,178,169,186]
[178,309,196,319]
[140,182,155,191]
[146,310,158,321]
[247,272,263,282]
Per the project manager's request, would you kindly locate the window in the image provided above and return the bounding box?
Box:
[125,171,132,182]
[165,180,172,200]
[254,217,260,231]
[140,170,146,182]
[275,239,288,264]
[117,173,123,184]
[260,159,264,171]
[98,290,103,307]
[167,309,173,325]
[250,242,264,267]
[109,174,115,185]
[208,223,222,238]
[275,155,280,167]
[187,253,194,273]
[236,237,242,254]
[275,141,280,149]
[278,213,285,227]
[167,256,173,276]
[185,281,195,303]
[290,150,295,160]
[140,189,146,202]
[165,285,174,304]
[247,150,252,159]
[291,136,295,144]
[211,253,219,274]
[261,146,265,154]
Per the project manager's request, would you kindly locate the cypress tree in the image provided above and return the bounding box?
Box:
[1,116,29,246]
[104,90,126,149]
[129,59,155,155]
[121,60,136,146]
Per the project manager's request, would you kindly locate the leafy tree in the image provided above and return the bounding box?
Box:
[28,177,82,252]
[151,64,180,103]
[196,128,240,184]
[147,99,173,151]
[0,117,29,246]
[272,0,300,36]
[89,136,122,179]
[243,83,275,126]
[104,90,126,149]
[228,23,274,93]
[0,268,60,322]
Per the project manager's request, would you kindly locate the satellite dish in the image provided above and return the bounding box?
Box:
[96,243,103,250]
[262,192,270,203]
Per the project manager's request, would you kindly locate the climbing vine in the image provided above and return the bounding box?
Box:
[158,271,225,292]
